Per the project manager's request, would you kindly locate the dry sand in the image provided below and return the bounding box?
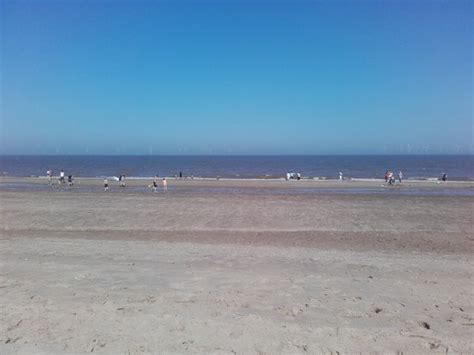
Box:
[0,183,473,354]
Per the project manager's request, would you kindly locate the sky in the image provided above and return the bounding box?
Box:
[1,0,472,155]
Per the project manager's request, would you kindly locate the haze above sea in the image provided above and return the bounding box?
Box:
[1,155,472,181]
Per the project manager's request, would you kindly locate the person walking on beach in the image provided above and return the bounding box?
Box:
[179,171,183,179]
[59,169,65,185]
[398,171,403,183]
[119,174,126,188]
[384,170,389,183]
[388,171,394,185]
[339,172,343,181]
[104,178,109,192]
[68,174,74,186]
[152,176,158,192]
[162,177,168,192]
[442,173,447,182]
[47,169,53,185]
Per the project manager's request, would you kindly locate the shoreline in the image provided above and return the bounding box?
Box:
[1,176,473,190]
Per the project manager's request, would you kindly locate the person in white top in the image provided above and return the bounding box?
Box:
[59,169,65,184]
[162,178,168,192]
[339,172,343,181]
[388,171,394,185]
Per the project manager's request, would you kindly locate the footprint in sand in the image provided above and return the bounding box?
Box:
[419,321,431,330]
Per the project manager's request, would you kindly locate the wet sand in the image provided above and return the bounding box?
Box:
[0,184,473,353]
[2,176,474,190]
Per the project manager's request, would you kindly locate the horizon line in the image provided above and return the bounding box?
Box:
[1,153,473,157]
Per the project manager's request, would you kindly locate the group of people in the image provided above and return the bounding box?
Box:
[103,175,127,192]
[384,170,403,185]
[286,172,301,180]
[46,169,169,192]
[46,168,450,191]
[148,176,167,193]
[384,171,447,185]
[103,175,168,193]
[47,169,74,186]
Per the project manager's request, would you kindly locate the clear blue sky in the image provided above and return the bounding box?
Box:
[1,0,472,155]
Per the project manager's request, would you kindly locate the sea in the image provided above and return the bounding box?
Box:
[1,155,473,180]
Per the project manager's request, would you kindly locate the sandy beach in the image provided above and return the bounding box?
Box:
[3,0,473,352]
[0,180,473,353]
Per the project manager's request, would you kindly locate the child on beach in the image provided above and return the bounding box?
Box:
[398,171,403,183]
[68,174,74,186]
[47,170,52,185]
[104,178,109,192]
[162,178,167,192]
[152,177,158,192]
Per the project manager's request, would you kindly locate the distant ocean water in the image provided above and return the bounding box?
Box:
[0,155,473,180]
